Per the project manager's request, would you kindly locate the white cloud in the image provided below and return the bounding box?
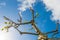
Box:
[0,2,6,8]
[42,0,60,22]
[17,0,36,12]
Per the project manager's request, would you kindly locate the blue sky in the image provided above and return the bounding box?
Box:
[0,0,60,40]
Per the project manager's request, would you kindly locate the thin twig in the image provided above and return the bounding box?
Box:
[18,13,22,23]
[4,16,17,24]
[21,32,38,35]
[30,7,34,20]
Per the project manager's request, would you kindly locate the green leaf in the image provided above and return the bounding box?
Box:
[36,12,39,17]
[4,22,7,24]
[3,26,9,29]
[1,28,4,31]
[8,22,11,24]
[35,12,40,18]
[2,26,9,32]
[1,27,5,31]
[4,22,11,24]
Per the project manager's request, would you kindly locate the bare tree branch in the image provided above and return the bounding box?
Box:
[14,27,22,34]
[45,21,59,35]
[17,21,31,25]
[4,16,17,24]
[31,21,42,34]
[14,27,38,35]
[30,7,42,35]
[3,7,60,40]
[56,20,59,31]
[21,32,38,35]
[30,7,34,20]
[18,13,22,23]
[4,16,31,25]
[45,30,58,34]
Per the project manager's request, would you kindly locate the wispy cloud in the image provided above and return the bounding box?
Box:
[17,0,36,12]
[0,2,6,8]
[42,0,60,22]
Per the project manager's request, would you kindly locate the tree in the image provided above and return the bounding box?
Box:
[1,7,60,40]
